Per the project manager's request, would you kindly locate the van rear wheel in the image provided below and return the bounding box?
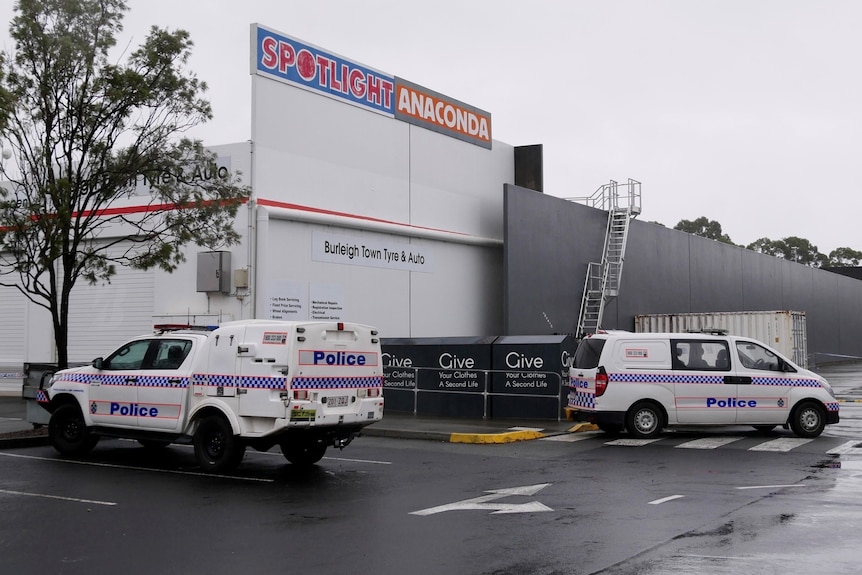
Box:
[626,401,665,439]
[789,401,826,438]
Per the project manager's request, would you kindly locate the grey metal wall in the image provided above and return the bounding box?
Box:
[503,184,862,363]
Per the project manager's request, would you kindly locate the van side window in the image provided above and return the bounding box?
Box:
[671,340,731,372]
[735,341,784,372]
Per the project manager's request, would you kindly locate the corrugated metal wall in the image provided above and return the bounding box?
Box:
[503,184,862,363]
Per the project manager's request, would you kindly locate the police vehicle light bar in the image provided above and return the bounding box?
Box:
[153,324,218,333]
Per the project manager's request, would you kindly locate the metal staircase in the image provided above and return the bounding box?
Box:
[569,179,641,337]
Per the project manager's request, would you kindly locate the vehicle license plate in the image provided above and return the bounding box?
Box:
[327,396,348,407]
[290,409,316,421]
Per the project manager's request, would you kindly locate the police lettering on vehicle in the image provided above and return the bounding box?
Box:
[299,350,378,367]
[706,398,757,408]
[110,402,159,417]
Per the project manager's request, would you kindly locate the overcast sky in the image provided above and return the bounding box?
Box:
[2,0,860,254]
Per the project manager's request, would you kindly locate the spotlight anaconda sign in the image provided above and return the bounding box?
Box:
[251,23,492,149]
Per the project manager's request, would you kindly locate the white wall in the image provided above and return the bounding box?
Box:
[251,73,513,338]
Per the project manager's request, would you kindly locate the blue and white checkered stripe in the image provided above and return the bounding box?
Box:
[239,375,287,389]
[751,377,821,387]
[56,373,189,388]
[826,402,840,412]
[607,373,826,389]
[292,376,383,390]
[611,373,724,384]
[568,390,595,409]
[190,374,287,389]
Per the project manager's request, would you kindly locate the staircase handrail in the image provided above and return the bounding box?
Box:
[565,178,642,215]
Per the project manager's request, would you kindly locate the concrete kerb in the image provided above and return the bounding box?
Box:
[0,430,49,449]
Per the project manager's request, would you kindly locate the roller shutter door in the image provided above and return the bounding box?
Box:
[0,284,27,367]
[67,249,155,362]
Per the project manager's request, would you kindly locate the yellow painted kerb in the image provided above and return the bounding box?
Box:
[449,430,546,444]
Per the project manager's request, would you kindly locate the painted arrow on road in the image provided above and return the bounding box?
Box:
[410,483,553,515]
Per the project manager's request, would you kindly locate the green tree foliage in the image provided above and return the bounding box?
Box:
[0,0,250,368]
[745,237,828,267]
[673,216,735,245]
[828,247,862,267]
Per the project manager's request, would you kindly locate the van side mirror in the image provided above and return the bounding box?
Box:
[92,357,103,370]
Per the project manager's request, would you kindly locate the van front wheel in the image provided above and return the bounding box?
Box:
[789,401,826,438]
[626,402,665,439]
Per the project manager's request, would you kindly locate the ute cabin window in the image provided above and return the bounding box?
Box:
[103,340,151,371]
[735,341,788,372]
[671,340,731,371]
[152,340,192,370]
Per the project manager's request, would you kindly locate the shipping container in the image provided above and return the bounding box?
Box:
[634,310,808,368]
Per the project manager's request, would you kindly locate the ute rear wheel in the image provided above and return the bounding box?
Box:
[193,415,245,473]
[625,401,665,439]
[789,401,826,438]
[281,439,327,467]
[49,404,99,456]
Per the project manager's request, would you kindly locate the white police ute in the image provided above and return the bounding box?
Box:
[567,331,839,438]
[39,320,384,472]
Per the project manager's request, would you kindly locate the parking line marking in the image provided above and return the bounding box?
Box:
[323,456,392,465]
[0,452,274,482]
[736,484,805,490]
[748,438,813,452]
[675,437,745,450]
[649,495,684,505]
[826,440,862,455]
[606,438,663,447]
[0,488,116,506]
[540,433,598,442]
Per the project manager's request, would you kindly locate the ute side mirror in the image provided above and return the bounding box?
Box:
[92,357,104,370]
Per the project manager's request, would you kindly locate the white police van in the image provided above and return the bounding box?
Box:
[567,331,839,438]
[38,320,384,472]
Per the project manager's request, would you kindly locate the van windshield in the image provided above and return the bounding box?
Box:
[574,338,605,369]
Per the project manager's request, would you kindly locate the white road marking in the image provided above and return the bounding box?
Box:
[748,438,813,452]
[0,488,116,506]
[826,440,862,455]
[323,456,392,465]
[736,484,806,490]
[649,495,685,505]
[411,483,553,516]
[675,437,744,449]
[0,452,274,482]
[605,438,663,446]
[540,433,598,442]
[509,426,545,432]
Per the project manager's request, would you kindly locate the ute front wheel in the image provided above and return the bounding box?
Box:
[194,415,245,473]
[49,404,99,456]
